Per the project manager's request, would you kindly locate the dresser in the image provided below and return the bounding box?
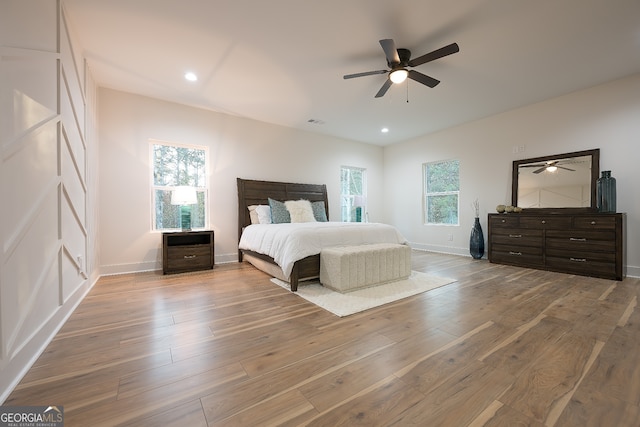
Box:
[162,230,214,274]
[488,213,624,280]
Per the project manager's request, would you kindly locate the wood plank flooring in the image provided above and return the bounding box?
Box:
[5,251,640,426]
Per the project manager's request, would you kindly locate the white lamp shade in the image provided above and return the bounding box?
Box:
[352,195,366,207]
[171,186,198,205]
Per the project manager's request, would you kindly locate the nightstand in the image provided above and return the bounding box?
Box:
[162,230,214,274]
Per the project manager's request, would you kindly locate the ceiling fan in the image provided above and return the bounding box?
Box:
[343,39,459,98]
[520,160,576,174]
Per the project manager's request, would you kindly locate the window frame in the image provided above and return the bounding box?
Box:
[340,165,367,223]
[150,139,209,231]
[423,159,460,226]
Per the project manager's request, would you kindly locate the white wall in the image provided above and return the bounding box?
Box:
[98,89,384,274]
[383,73,640,277]
[0,0,99,402]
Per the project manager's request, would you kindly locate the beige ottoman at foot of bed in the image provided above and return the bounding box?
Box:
[319,243,411,293]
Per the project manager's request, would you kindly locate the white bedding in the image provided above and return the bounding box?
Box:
[239,222,408,278]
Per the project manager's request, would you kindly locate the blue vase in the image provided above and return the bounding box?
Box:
[597,170,616,213]
[470,217,484,259]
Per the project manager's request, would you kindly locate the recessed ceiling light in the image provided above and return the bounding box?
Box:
[184,72,198,82]
[381,127,389,133]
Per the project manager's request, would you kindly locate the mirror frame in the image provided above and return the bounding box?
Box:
[511,148,600,213]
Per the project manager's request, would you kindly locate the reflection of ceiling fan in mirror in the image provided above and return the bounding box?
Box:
[520,160,576,174]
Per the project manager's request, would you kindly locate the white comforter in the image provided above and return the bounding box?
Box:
[239,222,408,277]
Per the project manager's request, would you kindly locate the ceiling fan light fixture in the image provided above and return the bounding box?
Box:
[546,165,558,172]
[389,69,408,84]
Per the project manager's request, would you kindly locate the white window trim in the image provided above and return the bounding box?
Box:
[341,165,367,223]
[150,139,210,231]
[423,160,460,226]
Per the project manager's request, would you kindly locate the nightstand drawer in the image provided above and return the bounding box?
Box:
[167,245,212,267]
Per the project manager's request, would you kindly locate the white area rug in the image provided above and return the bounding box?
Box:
[271,271,456,317]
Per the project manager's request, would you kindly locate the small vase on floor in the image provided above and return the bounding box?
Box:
[470,217,484,259]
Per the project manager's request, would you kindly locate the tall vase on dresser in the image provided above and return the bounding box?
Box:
[597,170,616,213]
[469,199,484,259]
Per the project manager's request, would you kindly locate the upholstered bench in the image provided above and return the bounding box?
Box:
[319,243,411,293]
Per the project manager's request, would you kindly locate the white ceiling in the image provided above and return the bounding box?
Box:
[63,0,640,146]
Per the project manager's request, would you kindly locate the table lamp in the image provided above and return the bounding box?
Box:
[171,186,198,230]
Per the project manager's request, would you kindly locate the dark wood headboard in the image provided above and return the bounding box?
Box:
[237,178,329,259]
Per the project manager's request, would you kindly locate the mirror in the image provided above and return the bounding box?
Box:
[512,149,600,211]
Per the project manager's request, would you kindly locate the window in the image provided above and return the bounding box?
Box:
[341,166,366,222]
[424,159,459,225]
[151,140,208,230]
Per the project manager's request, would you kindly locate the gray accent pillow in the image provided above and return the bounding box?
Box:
[312,201,328,222]
[268,198,291,223]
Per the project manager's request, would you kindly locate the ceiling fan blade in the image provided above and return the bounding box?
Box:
[558,166,575,172]
[343,70,388,79]
[408,42,459,67]
[408,70,440,88]
[379,39,400,65]
[533,166,547,174]
[374,79,392,98]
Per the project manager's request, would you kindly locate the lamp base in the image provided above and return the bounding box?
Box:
[180,205,192,231]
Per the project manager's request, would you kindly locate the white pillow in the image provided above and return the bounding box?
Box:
[285,199,316,223]
[248,205,260,224]
[255,205,272,224]
[248,205,272,224]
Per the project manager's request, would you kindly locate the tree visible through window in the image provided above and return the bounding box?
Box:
[151,141,208,230]
[341,166,366,222]
[424,160,459,225]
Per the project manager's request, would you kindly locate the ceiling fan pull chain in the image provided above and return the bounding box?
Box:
[406,80,409,103]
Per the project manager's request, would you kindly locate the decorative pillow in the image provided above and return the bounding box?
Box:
[268,198,290,223]
[247,205,260,224]
[312,201,328,222]
[285,199,316,223]
[255,205,272,224]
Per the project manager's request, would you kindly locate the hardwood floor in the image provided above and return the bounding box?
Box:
[5,251,640,426]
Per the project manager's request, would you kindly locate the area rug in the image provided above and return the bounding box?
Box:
[271,271,456,317]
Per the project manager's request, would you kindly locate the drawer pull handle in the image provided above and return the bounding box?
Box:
[570,257,587,262]
[501,219,506,223]
[541,220,546,224]
[509,251,522,256]
[570,237,587,242]
[509,234,523,238]
[183,255,197,259]
[590,221,596,225]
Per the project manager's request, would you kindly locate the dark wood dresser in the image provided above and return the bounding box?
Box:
[488,213,624,280]
[163,230,214,274]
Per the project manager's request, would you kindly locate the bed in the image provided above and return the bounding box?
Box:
[237,178,408,291]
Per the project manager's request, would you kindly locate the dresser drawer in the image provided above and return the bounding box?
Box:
[546,256,617,278]
[491,248,544,267]
[572,216,618,230]
[546,230,616,252]
[491,230,543,248]
[519,216,572,229]
[489,215,520,228]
